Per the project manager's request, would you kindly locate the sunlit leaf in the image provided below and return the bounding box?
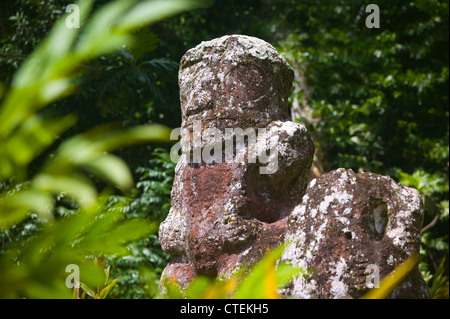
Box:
[83,154,134,190]
[0,189,54,228]
[42,20,78,59]
[99,276,120,299]
[161,277,186,299]
[32,174,97,209]
[40,78,74,104]
[100,219,158,244]
[76,0,133,56]
[232,246,287,299]
[117,0,203,32]
[80,282,96,298]
[104,266,111,285]
[93,124,171,152]
[4,114,76,172]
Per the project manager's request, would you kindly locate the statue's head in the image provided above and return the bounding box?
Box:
[179,35,294,130]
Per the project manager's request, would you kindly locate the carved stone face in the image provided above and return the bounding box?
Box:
[158,35,314,285]
[281,169,429,299]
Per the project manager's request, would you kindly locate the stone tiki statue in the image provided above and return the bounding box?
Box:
[158,35,315,288]
[158,35,429,299]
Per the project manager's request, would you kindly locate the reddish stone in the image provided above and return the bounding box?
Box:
[159,35,315,289]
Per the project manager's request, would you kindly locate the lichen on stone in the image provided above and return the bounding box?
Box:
[280,168,429,299]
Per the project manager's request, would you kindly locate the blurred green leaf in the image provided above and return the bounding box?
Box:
[32,174,97,209]
[0,0,195,299]
[117,0,203,32]
[1,114,77,180]
[233,245,302,299]
[348,123,368,136]
[76,0,133,56]
[0,189,54,228]
[83,154,133,191]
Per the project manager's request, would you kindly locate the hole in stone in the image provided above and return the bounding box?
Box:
[344,231,352,240]
[364,198,389,240]
[242,168,281,224]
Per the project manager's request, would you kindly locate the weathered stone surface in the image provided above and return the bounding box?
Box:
[158,34,428,298]
[158,35,315,288]
[178,35,294,131]
[280,168,430,299]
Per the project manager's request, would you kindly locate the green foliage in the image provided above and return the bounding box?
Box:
[74,254,121,299]
[399,169,449,295]
[0,0,69,78]
[279,0,448,174]
[427,257,450,299]
[399,170,449,195]
[81,31,179,129]
[0,195,157,298]
[399,169,448,226]
[106,148,175,299]
[132,148,176,221]
[0,0,203,299]
[1,0,197,300]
